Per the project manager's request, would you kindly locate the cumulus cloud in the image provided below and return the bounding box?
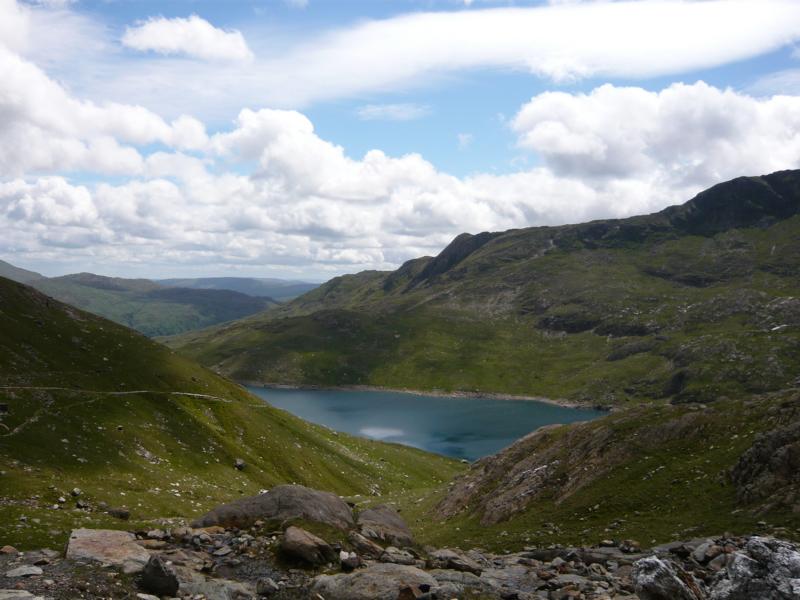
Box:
[122,15,253,62]
[512,82,800,187]
[356,103,431,121]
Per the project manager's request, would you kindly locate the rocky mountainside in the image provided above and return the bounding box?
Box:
[1,483,798,599]
[29,272,280,337]
[0,276,460,551]
[169,170,800,407]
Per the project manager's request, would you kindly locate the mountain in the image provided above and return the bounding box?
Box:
[158,277,320,301]
[169,170,800,407]
[30,273,279,337]
[0,276,460,550]
[0,259,44,283]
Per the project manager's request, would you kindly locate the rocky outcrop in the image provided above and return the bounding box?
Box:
[65,528,150,574]
[279,526,336,566]
[730,420,800,512]
[632,556,705,600]
[312,563,437,600]
[709,537,800,599]
[190,484,355,530]
[357,504,415,547]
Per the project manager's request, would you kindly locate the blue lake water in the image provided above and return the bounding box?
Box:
[246,386,606,461]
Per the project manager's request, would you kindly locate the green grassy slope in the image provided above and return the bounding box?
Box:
[169,170,800,407]
[31,273,278,337]
[158,277,319,302]
[0,277,461,549]
[397,390,800,552]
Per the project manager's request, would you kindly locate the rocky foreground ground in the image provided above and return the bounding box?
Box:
[1,484,798,600]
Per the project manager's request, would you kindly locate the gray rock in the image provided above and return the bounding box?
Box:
[312,563,437,600]
[181,578,255,600]
[256,577,280,596]
[65,528,150,574]
[234,458,246,471]
[709,537,800,600]
[632,556,705,600]
[4,566,43,578]
[139,554,179,597]
[191,484,355,530]
[279,525,336,566]
[380,546,417,566]
[357,504,415,547]
[348,531,385,559]
[0,592,44,599]
[428,548,483,575]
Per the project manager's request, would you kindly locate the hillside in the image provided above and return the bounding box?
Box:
[0,259,44,283]
[0,276,461,550]
[30,273,279,337]
[158,276,319,301]
[169,170,800,407]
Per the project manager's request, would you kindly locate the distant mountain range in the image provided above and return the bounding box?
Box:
[169,169,800,407]
[157,277,319,302]
[0,264,319,337]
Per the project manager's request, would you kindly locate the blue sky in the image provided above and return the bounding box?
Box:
[1,0,800,279]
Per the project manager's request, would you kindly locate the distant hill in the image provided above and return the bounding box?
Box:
[0,259,43,283]
[158,277,319,301]
[169,170,800,407]
[0,276,459,550]
[30,273,279,337]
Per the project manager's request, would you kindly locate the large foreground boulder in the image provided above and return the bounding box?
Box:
[709,537,800,599]
[65,529,150,574]
[357,504,415,547]
[191,484,355,530]
[312,563,436,600]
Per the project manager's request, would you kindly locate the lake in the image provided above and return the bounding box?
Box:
[246,386,606,461]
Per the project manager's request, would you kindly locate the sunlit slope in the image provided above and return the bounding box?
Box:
[170,170,800,406]
[0,277,461,548]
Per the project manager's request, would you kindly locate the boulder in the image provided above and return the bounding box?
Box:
[279,526,336,566]
[191,484,355,530]
[709,537,800,600]
[181,578,255,599]
[312,563,437,600]
[348,531,384,559]
[428,548,483,575]
[139,555,179,597]
[0,592,44,599]
[65,528,150,574]
[632,556,705,600]
[4,566,42,578]
[357,504,415,547]
[380,546,417,566]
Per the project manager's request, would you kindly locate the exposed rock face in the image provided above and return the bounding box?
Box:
[632,556,705,600]
[357,504,415,547]
[347,531,384,559]
[428,548,483,575]
[279,526,336,566]
[139,555,179,597]
[312,563,437,600]
[730,420,800,512]
[65,529,150,574]
[709,537,800,599]
[190,484,355,530]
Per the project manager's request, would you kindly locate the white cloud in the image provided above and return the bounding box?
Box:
[356,103,431,121]
[512,82,800,187]
[122,15,253,62]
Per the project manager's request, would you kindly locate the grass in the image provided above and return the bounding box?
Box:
[0,277,461,549]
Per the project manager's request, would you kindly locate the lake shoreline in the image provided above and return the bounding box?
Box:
[240,381,611,411]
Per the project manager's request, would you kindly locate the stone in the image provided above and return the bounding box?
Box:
[4,566,43,578]
[709,536,800,600]
[70,488,82,497]
[340,550,360,572]
[136,595,159,600]
[181,577,255,599]
[357,504,415,547]
[255,577,280,596]
[234,458,246,471]
[65,528,150,574]
[380,546,417,566]
[279,526,336,566]
[0,546,17,555]
[139,555,179,597]
[191,484,355,530]
[348,531,385,559]
[312,563,437,600]
[0,593,44,599]
[632,556,705,600]
[107,507,130,520]
[428,548,483,575]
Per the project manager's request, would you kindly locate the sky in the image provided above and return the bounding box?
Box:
[1,0,800,280]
